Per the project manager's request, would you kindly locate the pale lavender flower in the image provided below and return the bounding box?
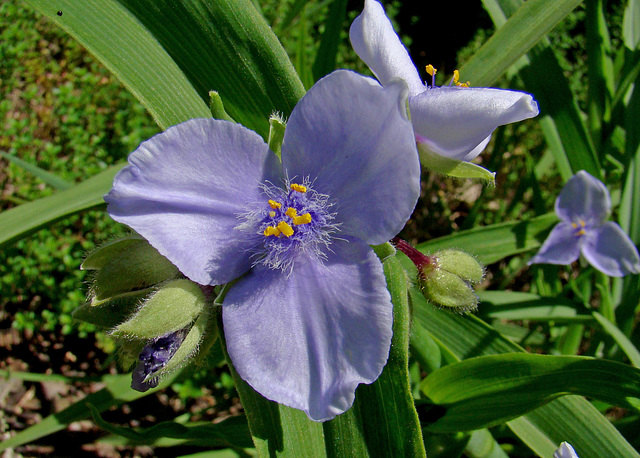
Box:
[131,330,185,392]
[529,171,640,277]
[553,442,579,458]
[349,0,539,162]
[105,70,421,421]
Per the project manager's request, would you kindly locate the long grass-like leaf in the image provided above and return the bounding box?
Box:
[25,0,210,130]
[461,0,582,87]
[0,164,123,249]
[0,151,72,190]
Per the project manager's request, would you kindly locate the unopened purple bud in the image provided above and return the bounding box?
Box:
[131,330,185,392]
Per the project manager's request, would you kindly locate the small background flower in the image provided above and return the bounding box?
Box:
[528,170,640,277]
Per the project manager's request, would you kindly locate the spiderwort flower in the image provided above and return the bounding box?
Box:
[528,171,640,277]
[349,0,539,162]
[104,70,421,421]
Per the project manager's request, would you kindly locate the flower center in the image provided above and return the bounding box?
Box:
[572,220,587,237]
[246,180,336,273]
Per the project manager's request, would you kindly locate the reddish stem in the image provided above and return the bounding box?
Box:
[391,237,433,273]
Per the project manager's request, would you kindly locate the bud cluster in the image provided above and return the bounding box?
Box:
[392,238,484,313]
[77,236,218,391]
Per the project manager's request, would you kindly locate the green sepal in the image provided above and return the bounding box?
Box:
[112,279,207,339]
[417,142,496,184]
[372,241,397,261]
[422,269,479,313]
[81,235,144,270]
[144,308,218,386]
[267,113,286,159]
[88,238,181,302]
[435,249,485,283]
[72,289,152,328]
[208,90,234,122]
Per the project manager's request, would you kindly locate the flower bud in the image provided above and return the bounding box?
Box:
[421,250,484,313]
[111,279,207,339]
[75,236,181,329]
[393,238,484,313]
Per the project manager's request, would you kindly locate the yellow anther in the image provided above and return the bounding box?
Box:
[426,64,437,76]
[286,207,298,218]
[277,221,294,237]
[268,199,282,209]
[572,222,578,229]
[269,211,276,218]
[291,183,307,193]
[577,229,586,236]
[453,69,470,87]
[264,226,281,237]
[293,213,312,225]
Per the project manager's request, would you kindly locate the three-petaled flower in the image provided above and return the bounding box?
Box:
[105,70,421,421]
[349,0,539,163]
[528,171,640,277]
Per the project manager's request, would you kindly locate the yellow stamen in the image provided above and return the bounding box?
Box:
[264,226,281,237]
[277,221,294,237]
[286,207,298,218]
[291,183,307,193]
[293,213,312,225]
[572,222,578,229]
[269,211,276,218]
[268,199,282,209]
[426,64,437,76]
[577,229,586,236]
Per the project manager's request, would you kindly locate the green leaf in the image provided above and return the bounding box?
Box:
[481,0,602,180]
[623,0,640,50]
[460,0,582,87]
[116,0,306,138]
[25,0,210,130]
[415,213,557,265]
[408,286,638,457]
[592,312,640,368]
[0,151,72,190]
[478,290,592,322]
[421,353,640,432]
[312,0,348,82]
[323,256,426,457]
[87,404,252,448]
[585,0,615,149]
[0,163,122,249]
[0,373,171,452]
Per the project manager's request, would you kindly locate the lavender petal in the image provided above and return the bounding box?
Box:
[281,70,420,245]
[222,238,393,421]
[105,118,283,286]
[582,222,640,277]
[528,222,582,266]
